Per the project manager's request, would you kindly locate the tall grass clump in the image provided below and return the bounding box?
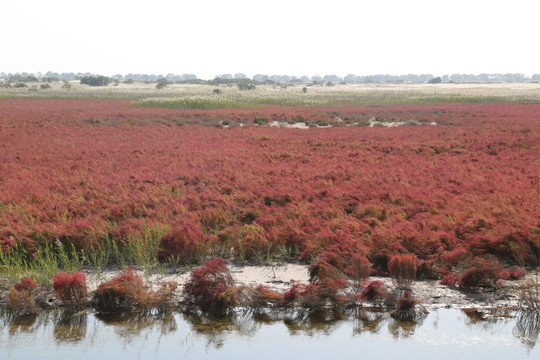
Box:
[0,241,82,285]
[388,254,417,289]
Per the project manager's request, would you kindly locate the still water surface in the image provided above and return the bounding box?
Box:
[1,308,539,359]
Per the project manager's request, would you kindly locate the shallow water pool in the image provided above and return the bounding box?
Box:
[1,308,539,359]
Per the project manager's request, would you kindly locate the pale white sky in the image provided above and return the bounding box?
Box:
[1,0,539,79]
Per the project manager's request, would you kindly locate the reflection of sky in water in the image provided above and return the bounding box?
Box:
[0,309,538,360]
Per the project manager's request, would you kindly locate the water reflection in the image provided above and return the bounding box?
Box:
[54,311,87,343]
[96,310,177,340]
[4,312,39,335]
[352,309,384,335]
[461,308,514,331]
[183,310,263,349]
[513,312,540,351]
[0,307,539,357]
[388,318,421,339]
[283,309,344,336]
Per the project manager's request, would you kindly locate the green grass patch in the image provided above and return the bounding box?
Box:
[134,94,538,110]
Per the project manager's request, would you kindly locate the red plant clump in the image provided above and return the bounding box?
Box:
[8,277,38,313]
[388,254,417,288]
[0,98,539,277]
[93,267,177,311]
[283,280,304,305]
[359,280,386,303]
[440,271,459,286]
[395,290,417,311]
[158,222,214,262]
[94,267,146,311]
[458,258,502,289]
[53,272,88,309]
[183,257,236,313]
[13,277,38,291]
[499,267,526,280]
[252,284,284,306]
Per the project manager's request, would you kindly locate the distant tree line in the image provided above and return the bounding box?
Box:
[2,71,540,84]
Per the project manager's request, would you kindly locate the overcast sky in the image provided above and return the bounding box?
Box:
[2,0,539,79]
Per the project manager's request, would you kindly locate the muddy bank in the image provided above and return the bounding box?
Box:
[0,263,535,310]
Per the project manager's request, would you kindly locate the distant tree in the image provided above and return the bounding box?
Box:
[156,79,170,89]
[252,74,269,82]
[80,75,112,86]
[62,80,72,89]
[238,83,256,91]
[428,77,442,84]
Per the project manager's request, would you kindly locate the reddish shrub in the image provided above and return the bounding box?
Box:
[359,280,386,303]
[499,267,526,281]
[344,254,371,286]
[158,223,212,263]
[13,277,38,292]
[390,290,426,322]
[94,267,145,311]
[416,259,441,279]
[8,277,38,313]
[459,258,502,289]
[53,272,88,309]
[388,254,417,288]
[395,290,417,311]
[440,247,471,269]
[252,285,284,306]
[283,280,304,305]
[440,271,459,286]
[309,259,345,283]
[94,268,177,311]
[183,257,235,313]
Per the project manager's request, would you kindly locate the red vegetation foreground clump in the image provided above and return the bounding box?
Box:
[390,290,426,321]
[7,277,38,314]
[359,280,386,303]
[388,254,417,288]
[94,267,177,311]
[183,257,236,313]
[53,272,88,309]
[458,258,502,289]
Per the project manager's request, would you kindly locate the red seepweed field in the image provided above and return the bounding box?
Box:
[1,98,539,284]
